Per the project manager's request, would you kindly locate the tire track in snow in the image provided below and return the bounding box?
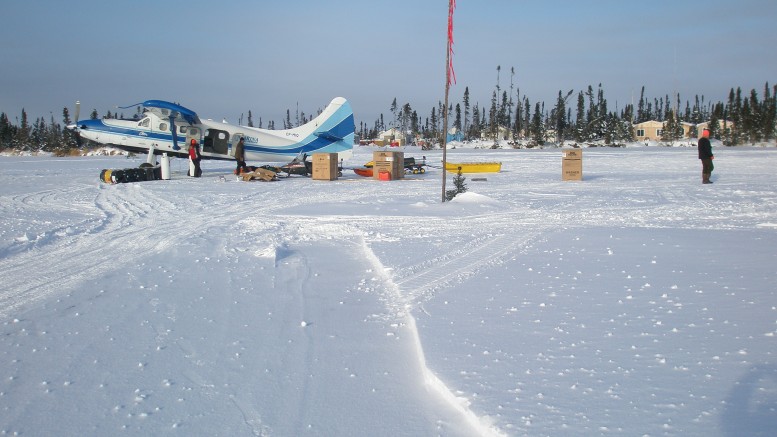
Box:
[393,232,541,302]
[0,185,197,320]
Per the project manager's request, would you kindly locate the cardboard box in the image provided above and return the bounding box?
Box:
[562,158,583,181]
[562,148,583,181]
[373,151,404,180]
[312,153,339,180]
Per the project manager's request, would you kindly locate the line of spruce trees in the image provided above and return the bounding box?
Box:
[2,80,775,154]
[362,81,776,148]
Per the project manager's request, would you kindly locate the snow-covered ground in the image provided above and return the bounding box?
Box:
[1,145,776,436]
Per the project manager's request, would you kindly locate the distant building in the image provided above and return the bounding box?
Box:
[377,128,410,147]
[681,122,696,139]
[633,120,733,141]
[633,120,665,141]
[480,126,512,141]
[696,120,734,136]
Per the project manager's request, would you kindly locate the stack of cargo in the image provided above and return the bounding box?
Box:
[311,153,339,181]
[373,151,404,181]
[562,149,583,181]
[100,166,160,184]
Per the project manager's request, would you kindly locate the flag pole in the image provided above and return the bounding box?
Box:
[441,0,456,202]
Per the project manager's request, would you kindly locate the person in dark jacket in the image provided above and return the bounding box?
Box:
[698,128,714,184]
[188,139,202,177]
[234,137,247,175]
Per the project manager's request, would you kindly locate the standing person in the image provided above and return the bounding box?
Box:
[234,137,247,175]
[188,139,202,177]
[698,128,714,184]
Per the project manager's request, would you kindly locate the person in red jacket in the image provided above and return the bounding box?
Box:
[698,128,714,184]
[188,139,202,177]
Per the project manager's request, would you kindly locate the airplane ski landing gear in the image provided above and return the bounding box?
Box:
[143,144,157,167]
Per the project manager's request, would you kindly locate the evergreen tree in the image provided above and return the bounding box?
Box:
[15,109,31,150]
[463,87,470,139]
[60,107,76,150]
[523,97,531,140]
[763,83,776,141]
[744,92,754,143]
[31,117,45,151]
[488,90,498,143]
[708,103,722,139]
[574,91,585,142]
[470,104,480,140]
[729,87,743,145]
[429,106,438,143]
[513,88,522,140]
[530,102,544,145]
[390,98,398,128]
[498,90,509,132]
[445,169,467,201]
[612,113,634,143]
[400,103,413,134]
[553,90,573,144]
[0,112,15,149]
[46,114,61,152]
[661,109,683,143]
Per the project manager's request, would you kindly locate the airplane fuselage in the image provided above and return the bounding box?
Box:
[73,98,355,163]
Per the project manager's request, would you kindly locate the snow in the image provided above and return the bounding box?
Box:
[1,145,776,436]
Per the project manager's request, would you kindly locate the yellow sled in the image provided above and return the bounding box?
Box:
[445,162,502,173]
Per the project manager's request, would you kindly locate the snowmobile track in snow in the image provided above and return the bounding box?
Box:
[0,185,195,319]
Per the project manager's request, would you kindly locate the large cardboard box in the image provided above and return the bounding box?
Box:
[562,149,583,181]
[312,153,339,181]
[373,151,404,180]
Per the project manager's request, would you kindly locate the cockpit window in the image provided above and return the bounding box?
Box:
[139,118,150,128]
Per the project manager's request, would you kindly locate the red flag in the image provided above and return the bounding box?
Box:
[447,0,456,86]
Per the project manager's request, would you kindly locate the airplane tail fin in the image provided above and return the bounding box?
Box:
[290,97,355,158]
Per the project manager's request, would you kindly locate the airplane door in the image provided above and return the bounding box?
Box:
[204,129,230,155]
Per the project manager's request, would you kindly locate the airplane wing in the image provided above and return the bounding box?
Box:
[120,100,201,125]
[117,100,201,150]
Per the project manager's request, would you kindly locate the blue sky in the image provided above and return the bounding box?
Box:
[2,0,776,128]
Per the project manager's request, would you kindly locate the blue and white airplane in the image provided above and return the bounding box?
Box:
[69,97,355,164]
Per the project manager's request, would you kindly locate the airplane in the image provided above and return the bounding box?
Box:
[68,97,355,167]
